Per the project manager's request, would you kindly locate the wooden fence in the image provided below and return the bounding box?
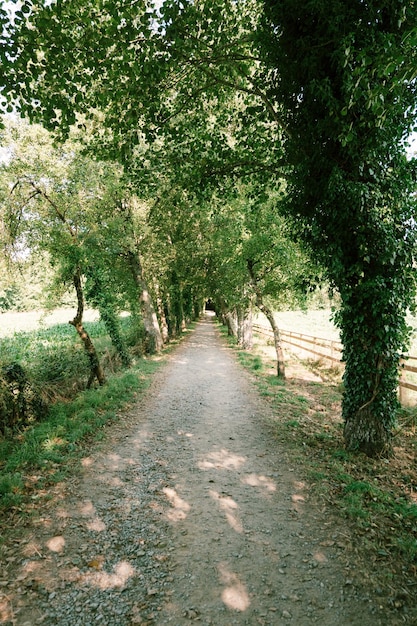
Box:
[253,323,417,404]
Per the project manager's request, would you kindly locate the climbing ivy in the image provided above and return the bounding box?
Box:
[259,0,417,455]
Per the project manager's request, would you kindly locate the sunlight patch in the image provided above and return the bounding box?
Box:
[86,517,106,532]
[291,493,305,514]
[163,487,191,521]
[79,500,96,517]
[198,448,246,471]
[108,476,124,487]
[106,454,122,470]
[46,535,66,553]
[210,490,243,533]
[81,560,135,590]
[242,473,276,493]
[177,430,193,438]
[56,507,71,519]
[313,550,327,564]
[291,494,305,503]
[218,563,250,611]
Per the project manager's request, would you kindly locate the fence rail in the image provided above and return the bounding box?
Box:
[253,323,417,400]
[253,324,342,364]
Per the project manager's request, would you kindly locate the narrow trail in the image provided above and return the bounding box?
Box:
[0,317,400,625]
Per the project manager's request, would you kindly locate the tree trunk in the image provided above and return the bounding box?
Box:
[247,260,285,377]
[170,270,184,336]
[344,403,392,458]
[127,251,163,354]
[237,305,253,350]
[339,282,405,457]
[183,283,193,324]
[86,271,131,368]
[156,291,170,344]
[342,344,397,457]
[258,304,285,378]
[69,269,106,387]
[225,311,238,338]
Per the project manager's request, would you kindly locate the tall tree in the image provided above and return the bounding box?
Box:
[259,0,417,455]
[0,120,109,386]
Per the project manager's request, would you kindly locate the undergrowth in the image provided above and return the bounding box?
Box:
[0,314,182,520]
[0,358,162,516]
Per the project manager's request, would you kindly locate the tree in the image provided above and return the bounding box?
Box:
[259,0,417,455]
[243,187,319,378]
[1,117,165,355]
[0,120,108,386]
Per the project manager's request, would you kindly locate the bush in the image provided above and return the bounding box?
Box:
[0,363,46,434]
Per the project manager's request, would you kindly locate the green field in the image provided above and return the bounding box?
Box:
[0,308,99,338]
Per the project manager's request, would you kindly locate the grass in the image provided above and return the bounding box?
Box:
[0,358,163,516]
[0,309,185,521]
[219,315,417,596]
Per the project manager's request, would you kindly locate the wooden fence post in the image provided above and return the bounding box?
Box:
[399,358,406,405]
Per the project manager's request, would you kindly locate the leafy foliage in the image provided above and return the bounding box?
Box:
[259,0,417,455]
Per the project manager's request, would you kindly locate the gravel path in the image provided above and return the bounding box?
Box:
[0,317,404,625]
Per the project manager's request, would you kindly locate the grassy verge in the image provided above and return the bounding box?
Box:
[0,315,192,524]
[0,357,163,519]
[219,322,417,596]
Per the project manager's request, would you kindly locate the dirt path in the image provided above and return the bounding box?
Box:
[0,317,401,625]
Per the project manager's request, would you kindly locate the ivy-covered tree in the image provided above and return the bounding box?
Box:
[259,0,417,455]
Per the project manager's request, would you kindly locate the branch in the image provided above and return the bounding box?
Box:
[27,181,77,239]
[205,69,288,132]
[157,79,222,125]
[202,158,287,179]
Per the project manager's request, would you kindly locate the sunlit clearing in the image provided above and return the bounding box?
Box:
[81,560,135,590]
[198,448,246,471]
[46,536,66,553]
[218,563,250,612]
[242,473,276,493]
[210,490,243,533]
[163,487,191,521]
